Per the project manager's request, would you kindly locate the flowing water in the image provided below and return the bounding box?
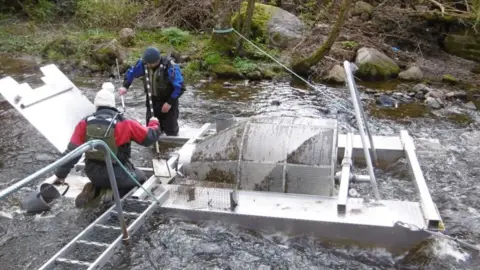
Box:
[0,62,479,269]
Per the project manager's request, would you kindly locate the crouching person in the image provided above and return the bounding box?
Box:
[51,83,161,207]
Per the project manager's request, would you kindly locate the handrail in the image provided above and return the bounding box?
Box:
[0,140,130,241]
[343,61,381,200]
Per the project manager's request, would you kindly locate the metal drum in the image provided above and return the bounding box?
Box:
[183,117,338,196]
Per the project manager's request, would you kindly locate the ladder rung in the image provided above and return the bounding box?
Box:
[125,198,149,204]
[95,224,121,230]
[56,257,92,267]
[77,240,111,248]
[111,210,141,217]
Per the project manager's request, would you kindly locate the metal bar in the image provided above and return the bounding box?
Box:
[87,189,170,270]
[103,149,129,242]
[282,123,294,193]
[37,189,137,270]
[343,61,381,200]
[337,132,353,214]
[20,87,73,109]
[0,142,94,200]
[400,130,442,230]
[351,75,380,166]
[335,172,371,183]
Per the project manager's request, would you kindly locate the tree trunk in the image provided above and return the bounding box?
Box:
[211,0,236,56]
[290,0,352,76]
[236,0,256,55]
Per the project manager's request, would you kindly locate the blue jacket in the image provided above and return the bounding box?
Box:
[122,58,184,104]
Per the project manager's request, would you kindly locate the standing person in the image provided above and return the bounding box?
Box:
[51,83,162,207]
[118,47,185,136]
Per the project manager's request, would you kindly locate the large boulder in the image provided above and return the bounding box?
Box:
[443,29,480,62]
[232,3,305,48]
[352,1,374,18]
[118,28,135,47]
[354,47,400,80]
[90,39,127,69]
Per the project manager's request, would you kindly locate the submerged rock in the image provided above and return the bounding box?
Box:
[325,65,346,84]
[425,96,443,109]
[355,47,400,80]
[376,94,397,107]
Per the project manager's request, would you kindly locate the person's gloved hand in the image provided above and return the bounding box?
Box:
[149,117,159,124]
[118,87,127,96]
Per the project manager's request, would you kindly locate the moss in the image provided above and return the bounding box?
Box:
[357,61,401,81]
[446,113,473,125]
[442,74,458,84]
[41,38,77,60]
[231,2,275,43]
[341,41,359,49]
[210,64,244,79]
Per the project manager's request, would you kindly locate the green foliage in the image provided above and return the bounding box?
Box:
[183,61,202,81]
[204,52,223,66]
[24,0,56,22]
[341,41,358,49]
[233,57,257,73]
[160,27,191,47]
[75,0,142,28]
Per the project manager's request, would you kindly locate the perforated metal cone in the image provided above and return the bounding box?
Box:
[187,117,338,196]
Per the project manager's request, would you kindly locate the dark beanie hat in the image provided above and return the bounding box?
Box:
[142,47,161,64]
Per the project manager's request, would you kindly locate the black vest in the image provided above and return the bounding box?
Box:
[143,57,175,102]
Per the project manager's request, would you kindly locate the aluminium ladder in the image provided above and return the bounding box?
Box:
[39,188,169,270]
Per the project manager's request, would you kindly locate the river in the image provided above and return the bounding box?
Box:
[0,63,479,269]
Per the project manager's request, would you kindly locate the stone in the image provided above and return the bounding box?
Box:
[352,1,374,17]
[90,39,127,69]
[463,101,477,110]
[118,28,135,47]
[325,65,346,84]
[425,90,445,100]
[211,64,244,79]
[376,94,397,107]
[425,97,442,109]
[443,29,480,62]
[233,3,305,48]
[246,70,263,81]
[446,90,467,100]
[415,92,425,100]
[355,47,400,80]
[398,66,423,81]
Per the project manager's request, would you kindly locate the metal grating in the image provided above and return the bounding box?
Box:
[169,179,236,210]
[188,117,338,196]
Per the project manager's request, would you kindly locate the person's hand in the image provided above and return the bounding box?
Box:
[118,87,127,96]
[161,103,171,113]
[149,117,159,124]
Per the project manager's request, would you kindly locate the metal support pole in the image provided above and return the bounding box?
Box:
[102,147,130,243]
[343,61,381,201]
[0,143,94,200]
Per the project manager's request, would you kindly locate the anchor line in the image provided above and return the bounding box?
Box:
[212,27,358,118]
[395,221,480,252]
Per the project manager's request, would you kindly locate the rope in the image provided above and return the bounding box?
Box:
[212,28,357,117]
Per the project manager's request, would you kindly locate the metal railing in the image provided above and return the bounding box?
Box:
[0,140,130,241]
[343,61,381,200]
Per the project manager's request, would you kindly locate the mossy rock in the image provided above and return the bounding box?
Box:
[355,47,400,80]
[210,64,244,79]
[443,30,480,62]
[90,39,126,69]
[231,2,275,43]
[41,38,77,60]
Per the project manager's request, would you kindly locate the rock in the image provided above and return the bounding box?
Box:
[365,89,378,94]
[412,83,431,94]
[271,100,281,106]
[376,94,397,107]
[41,38,77,60]
[407,92,416,97]
[233,3,305,48]
[330,42,357,62]
[90,39,127,69]
[425,97,442,109]
[425,90,445,100]
[223,81,234,87]
[463,101,477,110]
[118,28,135,47]
[325,65,346,84]
[211,64,244,79]
[443,29,480,62]
[246,70,263,81]
[355,47,400,80]
[415,92,425,100]
[352,1,374,17]
[446,90,467,100]
[193,243,223,255]
[398,66,423,81]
